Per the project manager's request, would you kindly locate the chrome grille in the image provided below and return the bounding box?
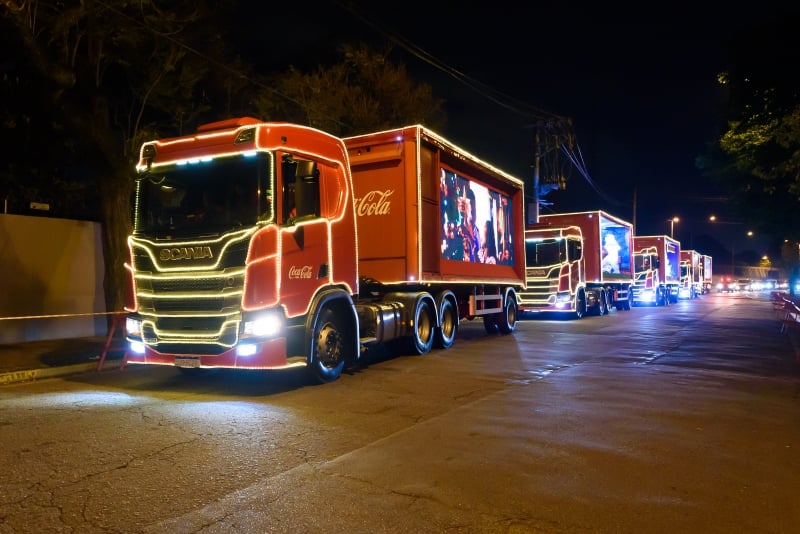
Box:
[132,235,250,351]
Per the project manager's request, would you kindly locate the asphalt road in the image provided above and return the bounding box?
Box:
[0,292,798,533]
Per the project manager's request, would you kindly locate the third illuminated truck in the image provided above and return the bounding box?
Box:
[518,210,634,318]
[632,234,681,305]
[122,119,525,383]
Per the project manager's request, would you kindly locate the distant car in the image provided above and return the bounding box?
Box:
[736,278,752,292]
[716,277,737,293]
[760,279,778,291]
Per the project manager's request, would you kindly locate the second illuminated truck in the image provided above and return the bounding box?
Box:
[632,235,681,305]
[518,210,635,319]
[123,119,525,383]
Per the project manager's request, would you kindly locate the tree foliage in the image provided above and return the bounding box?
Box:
[1,0,236,313]
[698,12,800,250]
[253,43,447,137]
[1,3,447,315]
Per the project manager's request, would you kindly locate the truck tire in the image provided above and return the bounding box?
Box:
[498,295,517,334]
[411,296,435,355]
[483,315,499,335]
[624,292,633,310]
[309,306,348,384]
[574,291,587,320]
[435,296,458,349]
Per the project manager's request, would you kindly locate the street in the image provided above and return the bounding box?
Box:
[1,293,798,533]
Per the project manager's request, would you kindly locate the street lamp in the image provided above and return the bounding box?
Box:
[668,216,679,238]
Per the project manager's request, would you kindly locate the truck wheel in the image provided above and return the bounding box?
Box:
[435,297,458,349]
[601,290,610,315]
[624,292,633,310]
[498,295,517,334]
[574,291,586,320]
[483,315,499,334]
[411,297,435,355]
[656,289,664,307]
[309,306,347,384]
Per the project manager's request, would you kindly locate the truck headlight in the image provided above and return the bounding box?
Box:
[243,311,283,338]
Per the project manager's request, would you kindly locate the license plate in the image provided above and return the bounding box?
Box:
[174,357,201,368]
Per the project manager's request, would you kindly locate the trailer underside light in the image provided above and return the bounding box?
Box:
[130,341,146,354]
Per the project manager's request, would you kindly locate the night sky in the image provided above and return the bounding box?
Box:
[239,2,796,258]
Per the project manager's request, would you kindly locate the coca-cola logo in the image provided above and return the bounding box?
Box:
[355,189,393,216]
[288,265,313,279]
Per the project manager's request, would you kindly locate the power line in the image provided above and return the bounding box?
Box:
[333,2,624,207]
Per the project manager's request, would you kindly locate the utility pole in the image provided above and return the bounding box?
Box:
[528,117,574,227]
[529,125,541,226]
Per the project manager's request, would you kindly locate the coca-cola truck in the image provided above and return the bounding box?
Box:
[632,235,681,305]
[123,118,526,383]
[701,254,713,294]
[679,249,701,299]
[518,210,634,319]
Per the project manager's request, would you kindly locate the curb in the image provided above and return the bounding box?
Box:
[0,359,123,386]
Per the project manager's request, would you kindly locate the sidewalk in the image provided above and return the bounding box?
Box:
[0,335,127,386]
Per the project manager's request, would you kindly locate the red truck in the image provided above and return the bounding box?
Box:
[679,249,701,299]
[123,118,526,382]
[632,235,681,305]
[518,210,635,318]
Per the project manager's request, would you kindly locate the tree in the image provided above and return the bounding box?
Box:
[253,43,447,137]
[2,1,448,319]
[697,11,800,251]
[1,0,237,314]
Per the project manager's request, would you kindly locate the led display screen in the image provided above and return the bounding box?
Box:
[599,215,632,280]
[666,242,680,281]
[440,169,515,266]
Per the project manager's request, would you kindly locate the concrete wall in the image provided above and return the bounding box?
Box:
[0,214,107,343]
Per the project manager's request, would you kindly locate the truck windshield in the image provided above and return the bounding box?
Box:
[634,255,653,274]
[134,153,274,238]
[526,239,564,266]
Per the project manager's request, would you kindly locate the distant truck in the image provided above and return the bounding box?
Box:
[701,254,713,294]
[518,210,634,318]
[123,118,526,383]
[632,235,681,306]
[679,249,701,299]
